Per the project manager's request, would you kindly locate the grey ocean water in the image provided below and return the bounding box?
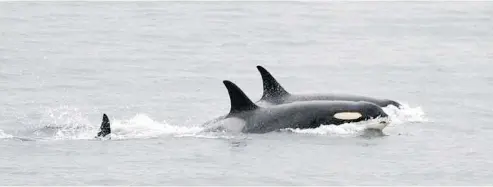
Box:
[1,1,492,185]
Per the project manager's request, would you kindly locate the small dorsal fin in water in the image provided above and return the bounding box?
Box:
[256,65,289,100]
[96,114,111,138]
[223,80,259,115]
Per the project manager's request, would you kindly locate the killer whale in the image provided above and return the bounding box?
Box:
[95,114,111,139]
[204,80,390,134]
[256,65,401,108]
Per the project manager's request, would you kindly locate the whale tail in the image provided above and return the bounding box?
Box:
[256,65,290,100]
[96,114,111,138]
[223,80,259,115]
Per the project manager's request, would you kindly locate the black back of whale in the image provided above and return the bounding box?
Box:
[256,65,401,108]
[218,80,388,133]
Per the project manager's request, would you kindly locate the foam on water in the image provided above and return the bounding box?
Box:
[284,103,426,136]
[107,114,205,140]
[46,113,206,141]
[383,102,428,125]
[18,105,208,141]
[0,129,14,139]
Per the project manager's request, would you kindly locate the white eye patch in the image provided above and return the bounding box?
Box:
[333,112,362,120]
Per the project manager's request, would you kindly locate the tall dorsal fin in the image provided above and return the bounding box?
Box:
[223,80,259,114]
[256,65,289,100]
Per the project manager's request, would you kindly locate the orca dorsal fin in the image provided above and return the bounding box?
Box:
[256,65,289,100]
[223,80,259,114]
[96,114,111,138]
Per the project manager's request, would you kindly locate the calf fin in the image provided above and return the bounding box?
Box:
[96,114,111,138]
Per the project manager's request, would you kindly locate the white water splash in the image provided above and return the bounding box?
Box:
[382,102,428,125]
[283,123,367,136]
[107,114,205,140]
[29,105,209,141]
[41,105,92,129]
[0,129,13,139]
[283,119,388,137]
[48,113,206,141]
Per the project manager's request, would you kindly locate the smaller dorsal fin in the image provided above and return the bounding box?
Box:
[256,65,289,100]
[223,80,259,114]
[96,114,111,138]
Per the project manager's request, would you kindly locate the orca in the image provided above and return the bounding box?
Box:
[204,80,390,134]
[256,65,401,108]
[95,114,111,139]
